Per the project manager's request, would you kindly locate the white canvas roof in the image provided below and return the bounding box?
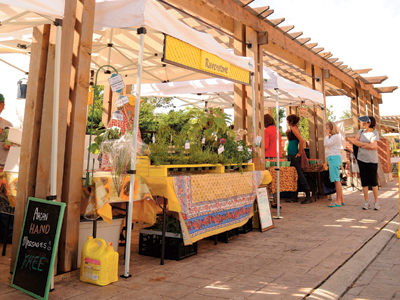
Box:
[135,66,324,109]
[1,0,254,85]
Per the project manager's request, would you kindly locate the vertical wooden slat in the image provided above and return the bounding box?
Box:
[373,98,381,131]
[233,20,245,131]
[259,44,266,160]
[305,62,317,158]
[359,88,367,117]
[349,89,359,134]
[35,27,56,199]
[314,66,325,161]
[103,86,112,125]
[60,0,96,272]
[11,25,51,270]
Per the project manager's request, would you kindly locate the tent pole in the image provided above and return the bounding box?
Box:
[124,26,146,279]
[275,88,281,218]
[49,23,62,199]
[251,73,256,145]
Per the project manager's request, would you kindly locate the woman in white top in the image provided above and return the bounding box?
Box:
[324,122,344,207]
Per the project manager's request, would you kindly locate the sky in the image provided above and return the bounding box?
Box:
[0,0,398,128]
[251,0,399,120]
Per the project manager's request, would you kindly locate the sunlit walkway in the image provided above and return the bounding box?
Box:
[1,178,399,299]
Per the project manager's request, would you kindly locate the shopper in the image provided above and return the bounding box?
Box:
[286,114,311,204]
[324,122,344,207]
[0,94,13,171]
[264,113,282,208]
[348,116,380,210]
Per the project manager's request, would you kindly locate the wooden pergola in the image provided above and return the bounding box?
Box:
[10,0,398,273]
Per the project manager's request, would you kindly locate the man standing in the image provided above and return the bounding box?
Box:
[0,94,13,170]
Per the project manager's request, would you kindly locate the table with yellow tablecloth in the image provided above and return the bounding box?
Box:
[86,170,271,245]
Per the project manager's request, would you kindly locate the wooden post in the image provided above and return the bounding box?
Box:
[233,20,245,132]
[358,88,367,117]
[103,86,112,125]
[59,0,96,272]
[314,66,326,161]
[349,89,359,134]
[11,25,51,270]
[246,26,259,149]
[373,97,381,131]
[35,27,57,199]
[259,44,266,160]
[305,62,317,158]
[366,93,372,115]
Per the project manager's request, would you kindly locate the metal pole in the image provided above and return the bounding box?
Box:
[50,24,62,198]
[123,26,146,278]
[275,89,281,218]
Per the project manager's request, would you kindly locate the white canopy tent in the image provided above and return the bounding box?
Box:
[0,0,256,277]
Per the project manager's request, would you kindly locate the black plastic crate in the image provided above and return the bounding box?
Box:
[217,227,239,243]
[139,228,197,261]
[238,217,253,234]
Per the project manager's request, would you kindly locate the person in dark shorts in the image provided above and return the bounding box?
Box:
[348,116,380,210]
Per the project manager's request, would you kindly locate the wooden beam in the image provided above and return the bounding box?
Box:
[11,25,50,270]
[288,31,303,40]
[354,68,372,74]
[374,86,398,93]
[361,75,388,84]
[162,0,234,33]
[279,25,294,33]
[304,42,318,50]
[349,89,359,133]
[270,18,285,26]
[60,0,96,272]
[373,97,381,131]
[202,0,382,100]
[297,37,311,45]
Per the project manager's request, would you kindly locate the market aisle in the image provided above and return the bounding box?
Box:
[0,179,399,300]
[339,228,400,300]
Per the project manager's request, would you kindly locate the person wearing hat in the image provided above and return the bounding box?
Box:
[0,94,14,170]
[348,115,380,210]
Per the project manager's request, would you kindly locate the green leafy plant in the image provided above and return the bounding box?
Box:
[151,215,181,235]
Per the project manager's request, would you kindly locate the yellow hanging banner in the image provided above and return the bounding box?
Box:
[162,35,250,85]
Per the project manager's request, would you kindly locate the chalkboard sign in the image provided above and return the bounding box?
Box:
[256,187,274,232]
[11,197,65,300]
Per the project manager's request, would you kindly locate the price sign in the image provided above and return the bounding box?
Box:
[238,145,243,152]
[185,140,190,149]
[115,95,129,107]
[112,111,124,121]
[201,136,205,144]
[218,145,224,154]
[108,74,125,93]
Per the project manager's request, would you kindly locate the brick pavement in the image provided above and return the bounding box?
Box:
[0,178,399,300]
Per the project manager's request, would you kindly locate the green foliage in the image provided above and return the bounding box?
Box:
[271,108,286,130]
[151,215,181,235]
[87,126,121,154]
[340,109,353,120]
[326,105,336,122]
[86,85,105,134]
[148,108,253,167]
[298,117,309,141]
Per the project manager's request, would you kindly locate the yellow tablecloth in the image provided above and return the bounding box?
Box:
[87,170,271,245]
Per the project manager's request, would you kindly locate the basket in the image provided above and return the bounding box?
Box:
[139,228,197,260]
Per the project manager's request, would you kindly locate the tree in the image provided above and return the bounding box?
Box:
[326,105,337,122]
[271,108,285,131]
[340,109,352,120]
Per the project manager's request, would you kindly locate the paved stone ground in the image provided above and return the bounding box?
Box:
[0,178,399,300]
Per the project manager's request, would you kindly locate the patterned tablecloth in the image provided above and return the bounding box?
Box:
[88,170,271,245]
[3,169,272,246]
[267,166,298,194]
[304,164,329,173]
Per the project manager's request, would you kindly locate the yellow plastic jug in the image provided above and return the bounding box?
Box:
[80,237,118,286]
